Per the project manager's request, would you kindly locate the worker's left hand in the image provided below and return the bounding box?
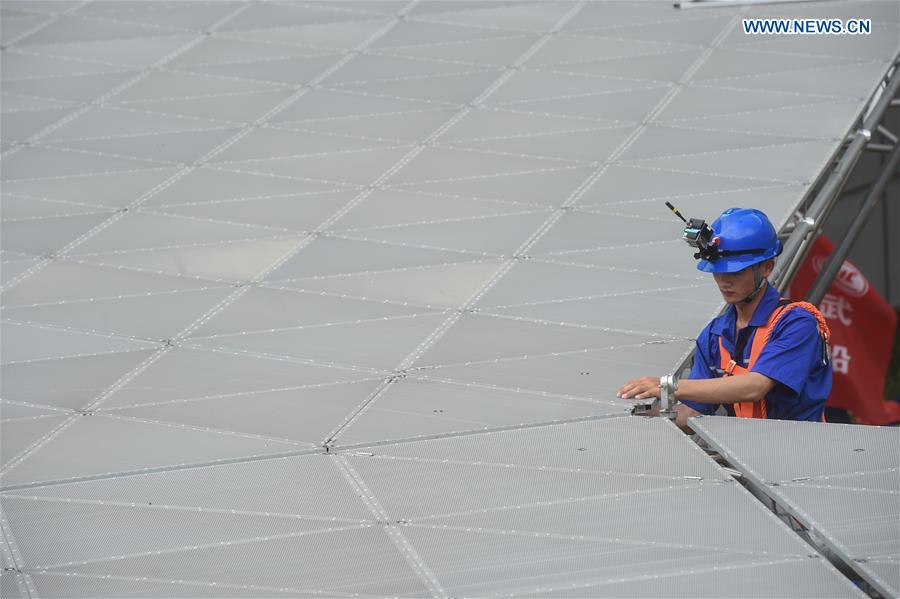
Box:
[617,376,661,400]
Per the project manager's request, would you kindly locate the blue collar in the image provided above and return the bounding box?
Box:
[710,283,782,341]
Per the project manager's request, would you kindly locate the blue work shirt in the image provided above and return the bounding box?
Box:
[682,284,831,421]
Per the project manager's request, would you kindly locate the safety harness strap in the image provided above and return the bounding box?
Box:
[718,299,829,420]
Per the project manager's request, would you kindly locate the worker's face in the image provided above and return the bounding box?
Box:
[712,260,774,304]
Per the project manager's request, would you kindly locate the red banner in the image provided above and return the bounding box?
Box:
[790,235,900,425]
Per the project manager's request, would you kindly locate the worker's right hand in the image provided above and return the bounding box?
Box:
[617,376,661,400]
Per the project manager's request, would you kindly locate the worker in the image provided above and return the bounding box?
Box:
[617,207,832,429]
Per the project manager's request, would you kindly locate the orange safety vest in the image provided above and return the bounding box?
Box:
[718,300,831,419]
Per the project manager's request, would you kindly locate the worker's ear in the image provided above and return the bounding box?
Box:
[759,259,775,278]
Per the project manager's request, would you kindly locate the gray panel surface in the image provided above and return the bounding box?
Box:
[2,0,898,596]
[692,416,900,599]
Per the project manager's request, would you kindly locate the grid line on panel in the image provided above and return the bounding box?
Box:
[28,520,374,572]
[2,183,102,206]
[93,412,317,448]
[146,187,357,209]
[175,343,388,378]
[0,500,33,599]
[0,444,326,494]
[0,49,134,81]
[0,414,69,425]
[606,161,810,187]
[714,42,897,65]
[96,377,388,413]
[620,138,838,170]
[423,142,601,167]
[186,311,452,343]
[493,557,814,599]
[0,15,263,292]
[640,121,838,144]
[406,14,549,38]
[779,466,900,487]
[201,163,365,191]
[198,165,368,193]
[409,373,624,405]
[0,412,645,495]
[548,30,708,52]
[479,82,671,110]
[437,122,632,145]
[370,34,533,58]
[329,412,632,456]
[21,141,179,168]
[65,1,238,18]
[0,0,88,48]
[133,207,313,236]
[177,341,393,379]
[339,448,715,486]
[300,85,461,109]
[332,455,448,598]
[527,256,708,281]
[1,210,114,225]
[22,570,356,599]
[0,347,155,369]
[330,207,552,234]
[328,227,517,258]
[2,5,383,286]
[656,95,867,125]
[468,310,690,342]
[494,104,631,125]
[318,16,737,446]
[1,401,70,417]
[380,164,590,188]
[281,105,451,127]
[40,111,242,142]
[0,4,423,476]
[771,481,900,496]
[209,142,413,166]
[0,165,172,186]
[54,11,196,37]
[0,317,165,351]
[258,282,478,314]
[511,45,695,72]
[689,417,899,597]
[3,258,236,299]
[112,84,295,103]
[0,493,370,530]
[576,181,798,209]
[361,13,742,403]
[525,62,680,88]
[2,284,232,310]
[0,3,255,160]
[405,338,689,380]
[404,519,807,562]
[263,122,426,147]
[372,185,562,210]
[62,234,304,262]
[325,66,499,89]
[570,10,728,35]
[692,62,889,97]
[404,480,709,525]
[2,190,137,212]
[322,2,594,446]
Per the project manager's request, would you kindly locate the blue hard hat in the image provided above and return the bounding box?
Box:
[697,208,782,273]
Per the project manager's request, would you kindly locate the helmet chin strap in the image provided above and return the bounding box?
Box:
[740,263,766,304]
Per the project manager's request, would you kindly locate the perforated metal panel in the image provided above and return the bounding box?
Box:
[2,0,898,596]
[692,416,900,599]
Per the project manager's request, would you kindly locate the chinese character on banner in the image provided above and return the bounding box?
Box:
[790,235,900,425]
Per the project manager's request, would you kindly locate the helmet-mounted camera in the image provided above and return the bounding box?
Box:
[665,202,721,261]
[665,202,770,264]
